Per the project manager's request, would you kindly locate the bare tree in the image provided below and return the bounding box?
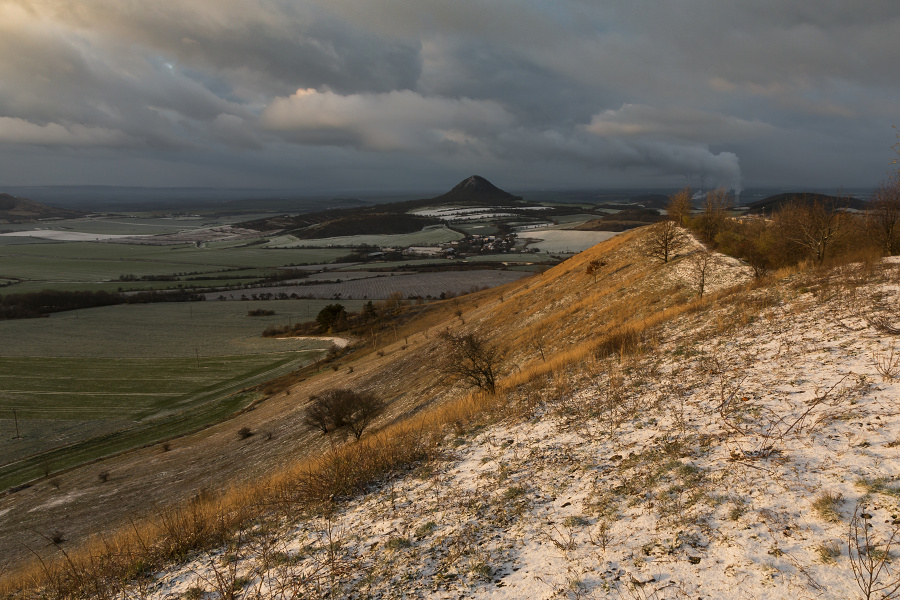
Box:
[303,394,338,433]
[697,188,733,243]
[438,331,504,394]
[868,179,900,256]
[666,186,692,226]
[341,390,385,440]
[643,220,688,263]
[689,249,716,299]
[774,196,853,263]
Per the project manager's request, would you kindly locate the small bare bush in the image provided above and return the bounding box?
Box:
[873,343,900,380]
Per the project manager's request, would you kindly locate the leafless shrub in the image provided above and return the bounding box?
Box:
[49,530,66,545]
[594,325,643,361]
[237,426,254,440]
[528,331,548,362]
[848,504,900,599]
[667,186,692,226]
[873,343,900,380]
[589,519,614,552]
[438,330,504,394]
[867,178,900,256]
[97,470,110,483]
[586,258,608,282]
[774,196,854,264]
[303,388,385,440]
[539,523,577,555]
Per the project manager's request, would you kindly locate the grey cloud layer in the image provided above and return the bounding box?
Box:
[0,0,898,190]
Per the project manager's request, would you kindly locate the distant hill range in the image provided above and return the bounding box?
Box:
[0,193,86,223]
[744,192,867,215]
[243,176,525,238]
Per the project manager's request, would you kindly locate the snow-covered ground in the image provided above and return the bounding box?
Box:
[524,229,620,253]
[129,260,900,599]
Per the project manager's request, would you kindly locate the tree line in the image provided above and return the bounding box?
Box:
[643,178,900,276]
[0,288,205,320]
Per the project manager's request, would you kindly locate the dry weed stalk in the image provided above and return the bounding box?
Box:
[869,315,900,335]
[848,504,900,600]
[539,523,578,557]
[720,374,851,462]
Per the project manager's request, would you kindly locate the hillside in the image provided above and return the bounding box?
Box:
[147,254,900,600]
[427,175,523,205]
[0,226,739,574]
[3,226,900,599]
[0,193,85,223]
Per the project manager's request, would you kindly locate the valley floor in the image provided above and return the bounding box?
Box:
[135,259,900,599]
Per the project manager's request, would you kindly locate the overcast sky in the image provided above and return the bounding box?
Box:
[1,1,899,196]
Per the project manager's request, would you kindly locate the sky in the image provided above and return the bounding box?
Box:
[1,0,899,196]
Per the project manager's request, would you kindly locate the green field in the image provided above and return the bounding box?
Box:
[0,299,366,491]
[0,353,310,491]
[0,240,351,294]
[0,299,366,358]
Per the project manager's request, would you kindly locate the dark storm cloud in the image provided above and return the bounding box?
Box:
[0,0,898,191]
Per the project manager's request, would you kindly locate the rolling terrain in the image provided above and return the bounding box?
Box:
[0,184,891,599]
[0,194,85,224]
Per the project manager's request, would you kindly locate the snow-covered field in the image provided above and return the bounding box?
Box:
[134,259,900,600]
[524,229,620,253]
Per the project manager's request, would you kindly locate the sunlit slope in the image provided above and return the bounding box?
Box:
[327,226,747,423]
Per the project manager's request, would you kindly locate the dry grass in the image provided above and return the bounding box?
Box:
[812,491,844,523]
